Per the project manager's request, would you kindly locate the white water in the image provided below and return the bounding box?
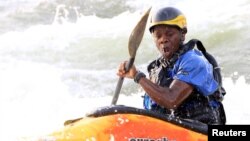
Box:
[0,0,250,140]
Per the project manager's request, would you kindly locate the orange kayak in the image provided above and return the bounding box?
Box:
[39,105,208,141]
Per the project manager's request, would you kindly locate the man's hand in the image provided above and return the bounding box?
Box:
[117,61,138,79]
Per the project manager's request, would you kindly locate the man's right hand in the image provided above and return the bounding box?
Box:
[116,61,138,79]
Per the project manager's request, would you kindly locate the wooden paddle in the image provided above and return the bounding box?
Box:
[64,7,151,126]
[111,7,151,105]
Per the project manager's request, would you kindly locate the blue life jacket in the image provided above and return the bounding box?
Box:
[143,39,226,125]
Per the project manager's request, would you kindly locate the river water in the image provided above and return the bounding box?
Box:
[0,0,250,140]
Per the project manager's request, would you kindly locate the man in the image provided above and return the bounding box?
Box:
[117,7,226,125]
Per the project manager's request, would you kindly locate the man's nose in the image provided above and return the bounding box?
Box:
[159,35,169,44]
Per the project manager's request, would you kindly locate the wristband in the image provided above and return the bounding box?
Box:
[134,71,146,83]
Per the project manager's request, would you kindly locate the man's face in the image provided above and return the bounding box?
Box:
[152,25,183,60]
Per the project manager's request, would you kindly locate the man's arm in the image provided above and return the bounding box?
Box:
[139,78,193,109]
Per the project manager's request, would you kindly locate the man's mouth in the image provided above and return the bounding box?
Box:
[163,46,169,53]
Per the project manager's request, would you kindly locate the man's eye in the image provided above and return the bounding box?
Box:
[153,34,161,39]
[166,32,174,37]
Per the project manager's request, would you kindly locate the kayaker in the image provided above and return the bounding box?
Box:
[117,6,226,125]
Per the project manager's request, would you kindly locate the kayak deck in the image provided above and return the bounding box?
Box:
[43,105,208,141]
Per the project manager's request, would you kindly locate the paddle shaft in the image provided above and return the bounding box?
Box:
[111,58,135,105]
[111,7,151,105]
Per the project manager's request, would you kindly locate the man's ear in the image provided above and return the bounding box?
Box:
[180,31,186,42]
[180,28,187,42]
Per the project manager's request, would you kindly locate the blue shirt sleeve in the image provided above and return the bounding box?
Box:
[172,49,218,96]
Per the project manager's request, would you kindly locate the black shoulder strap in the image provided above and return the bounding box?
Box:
[188,39,221,83]
[184,39,206,53]
[186,39,226,97]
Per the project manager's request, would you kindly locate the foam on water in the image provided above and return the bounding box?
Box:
[0,0,250,140]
